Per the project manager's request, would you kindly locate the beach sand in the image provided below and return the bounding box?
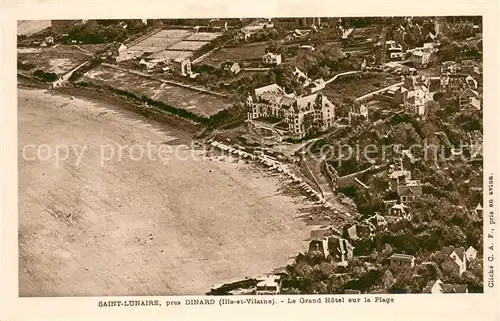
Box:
[18,88,315,296]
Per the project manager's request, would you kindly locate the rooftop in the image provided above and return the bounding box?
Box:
[441,246,466,258]
[389,170,410,179]
[391,203,409,211]
[389,253,415,261]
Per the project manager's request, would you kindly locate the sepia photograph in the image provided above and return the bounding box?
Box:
[15,15,488,298]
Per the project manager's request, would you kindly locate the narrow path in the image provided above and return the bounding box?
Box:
[71,45,94,57]
[355,81,404,101]
[325,70,359,85]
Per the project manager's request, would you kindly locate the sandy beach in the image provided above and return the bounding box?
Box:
[18,88,316,296]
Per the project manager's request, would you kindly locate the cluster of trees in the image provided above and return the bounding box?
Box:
[385,17,437,49]
[247,29,281,43]
[17,59,35,71]
[441,21,480,41]
[67,20,150,44]
[292,45,349,78]
[436,38,481,62]
[33,69,58,82]
[281,195,483,294]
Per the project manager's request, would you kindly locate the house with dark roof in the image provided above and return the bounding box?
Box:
[329,237,354,265]
[221,61,241,75]
[348,102,368,125]
[389,253,416,268]
[378,86,408,105]
[308,236,330,258]
[388,170,411,192]
[308,236,354,265]
[262,52,282,65]
[387,203,412,220]
[429,77,441,93]
[402,149,417,171]
[397,180,422,205]
[435,246,467,275]
[345,221,376,241]
[306,78,326,94]
[460,59,477,75]
[441,73,475,93]
[365,214,388,229]
[255,275,282,295]
[423,279,468,294]
[459,88,481,111]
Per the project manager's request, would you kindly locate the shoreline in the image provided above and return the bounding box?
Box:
[16,83,353,233]
[17,81,352,222]
[17,75,203,138]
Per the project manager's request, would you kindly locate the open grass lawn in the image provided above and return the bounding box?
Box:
[200,42,268,67]
[323,72,400,104]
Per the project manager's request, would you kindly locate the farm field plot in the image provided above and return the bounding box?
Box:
[201,42,268,67]
[185,32,222,42]
[157,29,194,38]
[127,29,195,53]
[168,41,209,51]
[128,38,180,53]
[17,45,91,75]
[126,29,220,58]
[81,65,234,117]
[18,88,314,296]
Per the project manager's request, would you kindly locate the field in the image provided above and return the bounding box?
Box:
[185,32,222,42]
[127,29,219,58]
[17,45,92,75]
[17,20,52,36]
[200,42,268,67]
[128,38,180,53]
[323,72,400,104]
[168,41,209,51]
[18,88,316,296]
[81,65,234,117]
